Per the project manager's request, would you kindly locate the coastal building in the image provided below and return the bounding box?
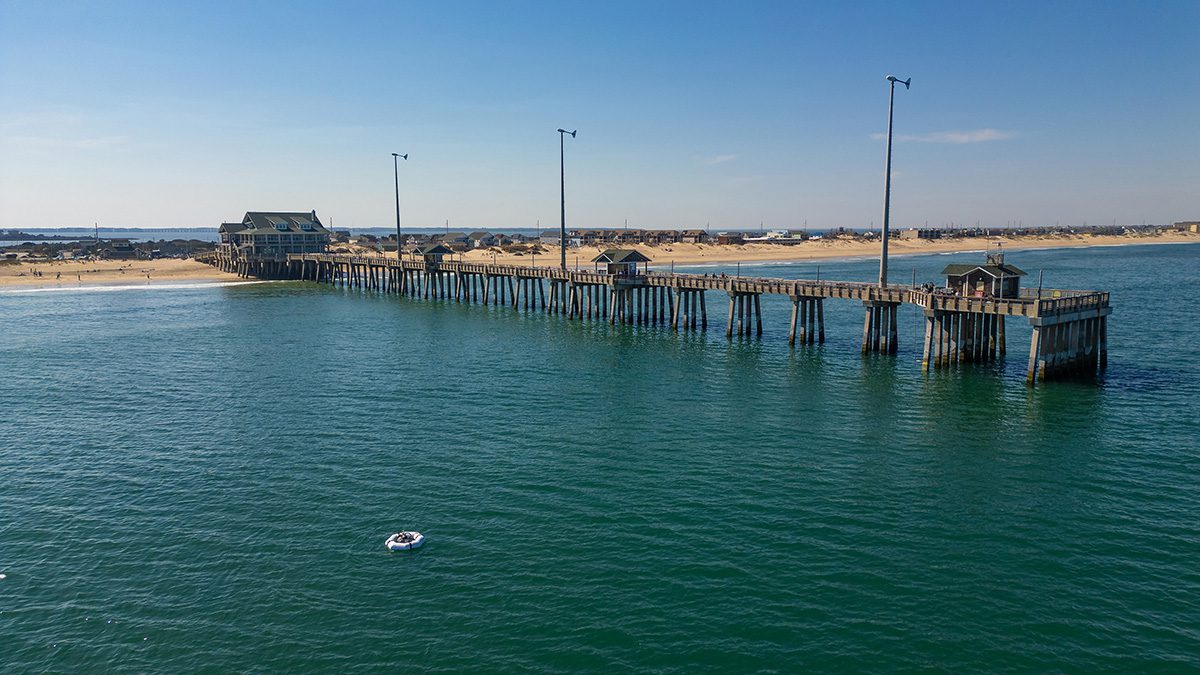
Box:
[439,232,470,248]
[468,231,495,248]
[573,229,603,245]
[646,229,681,244]
[616,229,645,245]
[412,243,455,263]
[901,228,943,240]
[1172,221,1199,233]
[942,252,1026,298]
[103,238,139,259]
[681,230,709,244]
[539,231,562,246]
[716,233,744,245]
[217,211,330,259]
[591,249,651,275]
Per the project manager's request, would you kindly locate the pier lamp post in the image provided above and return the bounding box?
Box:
[879,75,910,287]
[392,152,408,259]
[557,128,576,270]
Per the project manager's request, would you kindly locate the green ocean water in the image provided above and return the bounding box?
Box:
[2,244,1198,671]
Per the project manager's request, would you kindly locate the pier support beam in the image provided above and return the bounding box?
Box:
[787,296,823,347]
[1025,307,1110,384]
[861,301,900,355]
[725,292,762,338]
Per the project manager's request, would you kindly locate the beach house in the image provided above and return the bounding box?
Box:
[900,228,942,240]
[412,243,455,263]
[468,231,495,248]
[218,211,331,259]
[103,238,139,259]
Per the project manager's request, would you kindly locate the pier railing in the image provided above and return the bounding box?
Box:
[271,251,1111,384]
[287,253,1109,317]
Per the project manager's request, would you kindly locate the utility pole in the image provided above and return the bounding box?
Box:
[879,74,911,287]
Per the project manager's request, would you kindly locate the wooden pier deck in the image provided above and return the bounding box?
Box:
[206,251,1111,384]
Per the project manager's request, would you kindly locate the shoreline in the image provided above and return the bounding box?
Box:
[0,258,245,290]
[2,232,1195,289]
[448,231,1200,267]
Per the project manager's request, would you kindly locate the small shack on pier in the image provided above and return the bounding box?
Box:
[412,243,454,263]
[942,252,1026,298]
[592,249,651,275]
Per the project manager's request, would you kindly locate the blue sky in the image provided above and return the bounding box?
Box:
[1,1,1196,230]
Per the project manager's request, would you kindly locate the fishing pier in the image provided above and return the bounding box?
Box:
[209,248,1111,385]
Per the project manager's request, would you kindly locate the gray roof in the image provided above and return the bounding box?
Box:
[942,263,1027,278]
[414,243,454,255]
[592,249,652,264]
[229,211,330,236]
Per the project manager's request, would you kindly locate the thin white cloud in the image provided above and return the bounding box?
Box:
[869,128,1018,144]
[703,154,737,165]
[3,135,130,150]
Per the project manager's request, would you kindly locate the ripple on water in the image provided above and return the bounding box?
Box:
[2,245,1199,671]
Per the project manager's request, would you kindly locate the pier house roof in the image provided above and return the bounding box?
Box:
[941,262,1026,278]
[234,211,329,235]
[413,243,454,256]
[591,249,651,264]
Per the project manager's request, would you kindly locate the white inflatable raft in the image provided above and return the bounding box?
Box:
[385,531,425,551]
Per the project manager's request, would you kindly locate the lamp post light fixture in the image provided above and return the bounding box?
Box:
[879,75,910,287]
[391,152,408,259]
[557,128,576,270]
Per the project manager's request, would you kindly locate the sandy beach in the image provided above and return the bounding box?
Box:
[452,230,1200,267]
[2,231,1194,289]
[0,258,242,289]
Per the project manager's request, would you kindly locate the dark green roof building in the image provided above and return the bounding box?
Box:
[591,248,651,275]
[942,253,1026,298]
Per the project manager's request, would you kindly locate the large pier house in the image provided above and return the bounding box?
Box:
[218,211,330,257]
